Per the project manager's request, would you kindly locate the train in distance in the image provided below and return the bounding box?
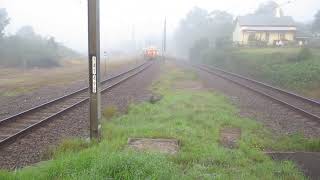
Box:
[143,46,160,60]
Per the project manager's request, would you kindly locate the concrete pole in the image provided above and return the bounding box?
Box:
[87,0,101,139]
[163,17,167,61]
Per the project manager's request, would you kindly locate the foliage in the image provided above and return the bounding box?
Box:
[0,63,311,179]
[174,7,233,56]
[0,11,78,68]
[296,47,313,62]
[312,10,320,33]
[254,1,278,16]
[41,139,96,161]
[215,37,233,49]
[189,37,209,60]
[102,105,118,120]
[0,8,9,38]
[16,26,36,37]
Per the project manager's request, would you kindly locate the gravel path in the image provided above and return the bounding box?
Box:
[180,63,320,138]
[0,61,161,170]
[0,62,143,120]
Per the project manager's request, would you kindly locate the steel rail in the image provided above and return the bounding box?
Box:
[192,63,320,122]
[0,62,147,126]
[0,61,153,147]
[201,64,320,106]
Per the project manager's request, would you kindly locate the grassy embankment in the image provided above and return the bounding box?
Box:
[0,58,141,97]
[0,62,319,179]
[201,48,320,99]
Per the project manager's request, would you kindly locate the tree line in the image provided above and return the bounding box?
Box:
[0,9,78,68]
[173,1,320,60]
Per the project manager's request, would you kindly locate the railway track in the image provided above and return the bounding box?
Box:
[0,61,153,147]
[193,63,320,122]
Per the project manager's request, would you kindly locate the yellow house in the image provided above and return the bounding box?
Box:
[233,15,296,45]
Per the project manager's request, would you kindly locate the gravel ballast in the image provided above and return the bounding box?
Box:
[0,61,161,170]
[0,62,143,120]
[181,63,320,138]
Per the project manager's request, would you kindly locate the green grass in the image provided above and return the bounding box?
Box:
[201,47,320,99]
[1,62,319,179]
[102,105,118,120]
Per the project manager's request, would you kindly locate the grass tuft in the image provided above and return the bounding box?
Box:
[102,105,118,120]
[41,139,97,161]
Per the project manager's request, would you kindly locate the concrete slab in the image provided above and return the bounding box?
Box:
[128,138,179,155]
[219,127,241,149]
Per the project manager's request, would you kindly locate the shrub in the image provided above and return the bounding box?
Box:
[103,105,118,120]
[286,47,313,62]
[298,47,313,60]
[0,33,78,68]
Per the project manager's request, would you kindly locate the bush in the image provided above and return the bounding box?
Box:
[0,34,78,68]
[286,47,313,62]
[200,48,230,66]
[189,38,209,60]
[308,39,320,48]
[103,105,118,120]
[298,47,313,60]
[215,37,232,49]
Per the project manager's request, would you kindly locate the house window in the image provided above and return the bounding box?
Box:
[248,32,256,41]
[266,33,270,41]
[280,33,286,40]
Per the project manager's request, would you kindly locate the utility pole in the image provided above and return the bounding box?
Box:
[88,0,101,139]
[104,51,107,77]
[162,17,167,61]
[131,24,136,52]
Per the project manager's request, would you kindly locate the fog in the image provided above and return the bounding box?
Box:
[1,0,319,53]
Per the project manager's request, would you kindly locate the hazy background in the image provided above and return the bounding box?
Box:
[1,0,319,54]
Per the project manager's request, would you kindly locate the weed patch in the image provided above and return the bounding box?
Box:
[41,138,96,160]
[102,105,118,120]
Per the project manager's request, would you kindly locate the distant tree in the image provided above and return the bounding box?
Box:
[16,26,36,37]
[174,7,233,56]
[312,10,320,33]
[254,1,278,16]
[208,10,233,23]
[0,8,10,38]
[0,24,78,68]
[207,10,233,42]
[174,7,209,55]
[189,38,209,60]
[47,37,58,49]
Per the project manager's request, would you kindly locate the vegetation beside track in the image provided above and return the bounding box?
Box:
[0,59,142,97]
[201,48,320,99]
[1,62,319,179]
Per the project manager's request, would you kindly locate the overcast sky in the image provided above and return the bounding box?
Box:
[1,0,319,53]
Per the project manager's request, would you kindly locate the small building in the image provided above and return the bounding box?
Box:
[295,31,312,46]
[233,15,297,46]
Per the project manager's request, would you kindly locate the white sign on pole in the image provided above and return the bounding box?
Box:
[92,56,97,93]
